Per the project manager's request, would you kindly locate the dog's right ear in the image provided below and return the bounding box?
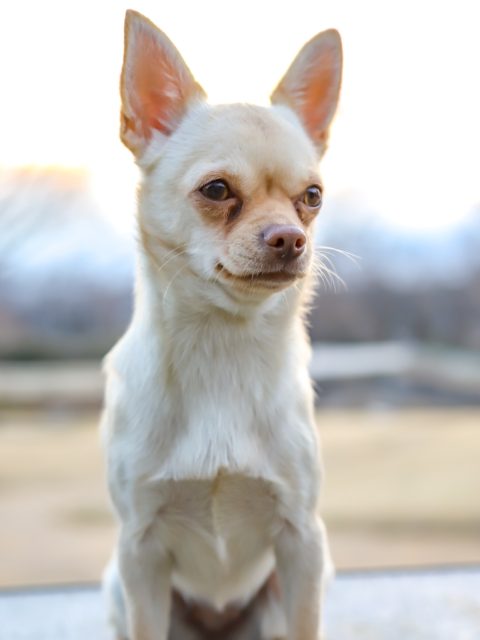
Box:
[120,10,206,157]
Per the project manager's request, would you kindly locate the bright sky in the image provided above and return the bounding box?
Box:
[1,0,479,231]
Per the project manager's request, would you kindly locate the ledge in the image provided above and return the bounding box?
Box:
[1,567,479,639]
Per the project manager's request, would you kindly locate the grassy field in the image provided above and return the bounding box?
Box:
[0,408,479,587]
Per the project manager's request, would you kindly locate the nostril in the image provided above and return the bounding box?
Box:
[295,236,306,249]
[273,237,285,249]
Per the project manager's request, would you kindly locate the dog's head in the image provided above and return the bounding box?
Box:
[121,11,342,307]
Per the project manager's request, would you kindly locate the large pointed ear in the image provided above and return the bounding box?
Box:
[120,10,206,157]
[271,30,342,150]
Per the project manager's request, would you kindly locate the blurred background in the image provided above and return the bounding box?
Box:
[1,0,479,587]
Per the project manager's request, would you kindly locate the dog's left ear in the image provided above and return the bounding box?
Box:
[271,30,342,152]
[120,10,206,157]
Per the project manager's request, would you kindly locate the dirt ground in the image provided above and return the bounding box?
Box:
[0,408,479,587]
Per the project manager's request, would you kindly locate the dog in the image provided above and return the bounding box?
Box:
[101,10,342,640]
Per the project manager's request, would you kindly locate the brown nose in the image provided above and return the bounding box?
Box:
[261,224,306,260]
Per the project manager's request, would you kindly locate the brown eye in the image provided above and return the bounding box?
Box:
[303,185,323,208]
[200,179,232,201]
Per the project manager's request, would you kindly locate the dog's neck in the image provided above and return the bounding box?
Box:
[134,250,310,345]
[130,252,313,431]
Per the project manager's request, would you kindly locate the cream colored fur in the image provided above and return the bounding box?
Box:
[102,10,342,640]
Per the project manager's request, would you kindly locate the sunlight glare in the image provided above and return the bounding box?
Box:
[1,0,479,231]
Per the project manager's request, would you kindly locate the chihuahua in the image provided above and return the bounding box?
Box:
[102,10,342,640]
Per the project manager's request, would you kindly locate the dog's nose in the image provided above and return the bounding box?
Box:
[261,224,306,260]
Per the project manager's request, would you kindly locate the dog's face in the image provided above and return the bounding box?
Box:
[121,11,342,302]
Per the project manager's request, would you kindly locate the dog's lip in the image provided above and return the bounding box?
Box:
[215,263,302,285]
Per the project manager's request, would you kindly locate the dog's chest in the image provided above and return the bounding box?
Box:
[148,328,291,481]
[159,472,278,544]
[155,472,279,604]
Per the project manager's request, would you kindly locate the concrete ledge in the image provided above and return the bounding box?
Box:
[1,567,480,639]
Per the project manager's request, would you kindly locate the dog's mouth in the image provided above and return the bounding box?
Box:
[215,263,303,289]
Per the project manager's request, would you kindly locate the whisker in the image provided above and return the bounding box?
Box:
[155,248,188,273]
[143,241,189,276]
[311,254,347,292]
[163,263,190,301]
[315,245,361,265]
[311,244,361,293]
[315,252,337,273]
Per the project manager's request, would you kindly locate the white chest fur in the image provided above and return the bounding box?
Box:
[102,281,320,608]
[149,474,279,607]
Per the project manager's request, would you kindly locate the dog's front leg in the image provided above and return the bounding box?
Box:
[274,518,326,640]
[118,530,172,640]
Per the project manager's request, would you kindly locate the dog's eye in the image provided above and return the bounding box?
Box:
[200,180,232,201]
[303,185,323,208]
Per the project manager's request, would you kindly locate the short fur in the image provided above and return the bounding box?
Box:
[102,10,342,640]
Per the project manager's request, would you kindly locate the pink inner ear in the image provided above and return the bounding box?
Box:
[272,32,342,147]
[300,44,340,143]
[128,28,185,138]
[121,15,203,152]
[302,47,339,142]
